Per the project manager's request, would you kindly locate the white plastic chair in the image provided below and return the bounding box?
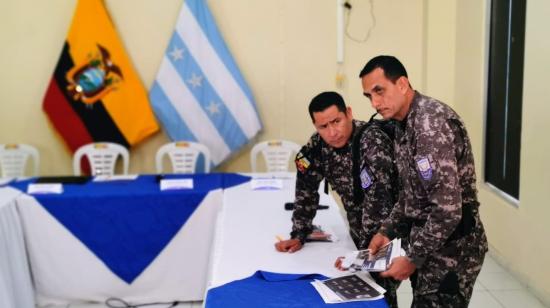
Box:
[250,140,301,173]
[73,142,129,176]
[155,141,211,174]
[0,143,40,177]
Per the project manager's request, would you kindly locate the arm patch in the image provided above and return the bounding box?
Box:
[295,151,311,173]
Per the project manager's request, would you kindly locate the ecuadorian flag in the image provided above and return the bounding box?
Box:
[149,0,262,167]
[43,0,159,152]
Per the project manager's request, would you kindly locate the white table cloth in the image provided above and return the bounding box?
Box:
[13,174,246,306]
[0,186,35,308]
[207,173,357,289]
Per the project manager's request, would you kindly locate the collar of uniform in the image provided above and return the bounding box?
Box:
[398,91,422,130]
[349,119,368,144]
[393,91,420,140]
[350,119,367,139]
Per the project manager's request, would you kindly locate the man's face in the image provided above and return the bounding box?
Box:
[361,67,410,121]
[312,105,354,148]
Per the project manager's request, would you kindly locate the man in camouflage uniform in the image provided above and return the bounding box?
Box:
[274,91,400,308]
[360,55,488,307]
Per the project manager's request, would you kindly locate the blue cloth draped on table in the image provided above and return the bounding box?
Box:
[206,271,389,308]
[11,173,249,284]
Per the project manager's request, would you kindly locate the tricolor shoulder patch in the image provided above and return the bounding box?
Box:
[295,151,311,173]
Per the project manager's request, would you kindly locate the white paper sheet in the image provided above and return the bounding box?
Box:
[27,183,63,194]
[160,179,194,190]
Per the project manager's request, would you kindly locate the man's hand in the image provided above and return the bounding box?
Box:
[380,256,416,281]
[367,233,390,254]
[275,238,303,253]
[334,256,346,271]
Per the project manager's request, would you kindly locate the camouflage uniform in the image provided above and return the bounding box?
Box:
[291,120,400,308]
[379,92,489,307]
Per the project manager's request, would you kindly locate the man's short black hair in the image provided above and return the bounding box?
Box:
[308,91,347,121]
[358,55,408,83]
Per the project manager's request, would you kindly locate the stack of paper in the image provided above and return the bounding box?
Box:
[311,272,386,303]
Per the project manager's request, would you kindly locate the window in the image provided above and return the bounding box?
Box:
[485,0,526,200]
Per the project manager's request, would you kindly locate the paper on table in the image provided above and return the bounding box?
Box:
[93,174,139,182]
[160,179,194,190]
[27,183,63,194]
[311,272,385,303]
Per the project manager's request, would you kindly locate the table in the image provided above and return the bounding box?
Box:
[0,186,35,308]
[11,173,249,306]
[208,174,356,288]
[205,174,387,307]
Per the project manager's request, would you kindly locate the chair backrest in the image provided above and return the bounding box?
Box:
[155,141,211,174]
[0,143,40,177]
[250,140,301,173]
[73,142,129,176]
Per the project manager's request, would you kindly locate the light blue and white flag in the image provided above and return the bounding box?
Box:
[150,0,262,166]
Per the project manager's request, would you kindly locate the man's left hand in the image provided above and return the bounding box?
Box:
[380,256,416,281]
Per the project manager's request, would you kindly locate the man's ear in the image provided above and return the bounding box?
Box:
[346,106,353,118]
[397,76,409,93]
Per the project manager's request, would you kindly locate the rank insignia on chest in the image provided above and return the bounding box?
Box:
[295,151,311,173]
[360,167,373,189]
[416,157,433,180]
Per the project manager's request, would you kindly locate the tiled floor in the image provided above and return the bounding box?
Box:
[49,254,547,308]
[396,254,547,308]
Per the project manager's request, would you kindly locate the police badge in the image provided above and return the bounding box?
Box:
[360,167,373,189]
[416,156,433,180]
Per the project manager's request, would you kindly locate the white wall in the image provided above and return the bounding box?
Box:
[454,0,550,304]
[0,0,425,174]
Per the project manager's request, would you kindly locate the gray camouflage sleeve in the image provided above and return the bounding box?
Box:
[408,118,462,268]
[290,137,324,243]
[359,127,397,246]
[379,199,407,240]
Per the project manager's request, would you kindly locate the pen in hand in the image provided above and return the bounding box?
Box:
[275,235,288,252]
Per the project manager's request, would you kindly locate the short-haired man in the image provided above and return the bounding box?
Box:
[275,91,400,308]
[360,55,488,307]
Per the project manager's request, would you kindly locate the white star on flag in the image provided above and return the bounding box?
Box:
[169,46,184,61]
[206,101,221,115]
[187,73,203,88]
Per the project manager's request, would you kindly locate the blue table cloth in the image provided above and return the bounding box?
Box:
[206,271,389,308]
[11,173,249,284]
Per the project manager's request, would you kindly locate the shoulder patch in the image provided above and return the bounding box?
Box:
[416,156,433,180]
[360,167,373,189]
[295,151,311,173]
